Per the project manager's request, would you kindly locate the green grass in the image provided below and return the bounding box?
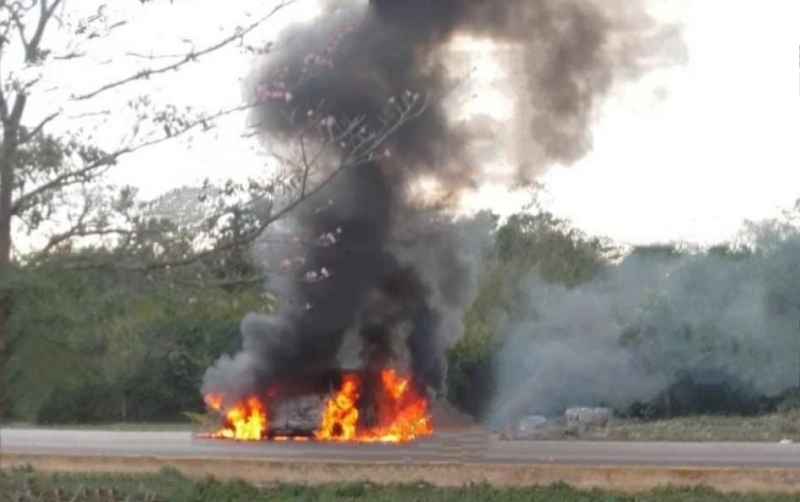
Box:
[1,467,798,502]
[581,410,800,442]
[3,421,197,431]
[3,411,211,432]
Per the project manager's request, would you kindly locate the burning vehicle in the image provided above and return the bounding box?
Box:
[203,368,432,442]
[198,0,682,443]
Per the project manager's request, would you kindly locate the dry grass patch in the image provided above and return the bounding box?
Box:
[4,453,800,494]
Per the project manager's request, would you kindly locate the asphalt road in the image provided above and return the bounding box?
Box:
[2,428,800,468]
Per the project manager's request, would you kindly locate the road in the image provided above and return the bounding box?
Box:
[2,428,800,468]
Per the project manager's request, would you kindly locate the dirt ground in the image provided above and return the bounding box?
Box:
[3,453,800,494]
[429,400,479,429]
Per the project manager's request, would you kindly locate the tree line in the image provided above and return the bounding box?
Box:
[6,198,800,424]
[5,205,603,423]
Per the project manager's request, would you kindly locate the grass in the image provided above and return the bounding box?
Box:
[500,408,800,442]
[2,466,798,502]
[577,409,800,442]
[3,411,210,432]
[2,421,197,431]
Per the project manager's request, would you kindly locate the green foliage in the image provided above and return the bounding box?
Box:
[11,185,800,427]
[446,211,610,417]
[7,197,614,424]
[447,312,497,419]
[179,477,263,502]
[6,263,110,418]
[12,132,111,232]
[760,235,800,317]
[6,248,271,423]
[775,388,800,412]
[2,469,796,502]
[495,212,611,287]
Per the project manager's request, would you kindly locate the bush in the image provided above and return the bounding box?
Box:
[624,368,772,419]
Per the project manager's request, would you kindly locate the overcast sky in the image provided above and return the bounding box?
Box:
[21,0,800,247]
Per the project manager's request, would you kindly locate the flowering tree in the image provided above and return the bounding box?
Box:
[0,0,428,420]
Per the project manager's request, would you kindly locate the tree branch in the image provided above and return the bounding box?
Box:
[26,0,63,63]
[19,109,58,143]
[72,0,295,100]
[12,154,114,216]
[125,97,428,272]
[8,0,63,64]
[8,92,26,127]
[11,98,261,216]
[36,190,94,256]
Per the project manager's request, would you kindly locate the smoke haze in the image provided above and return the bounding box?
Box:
[201,0,685,407]
[490,238,800,427]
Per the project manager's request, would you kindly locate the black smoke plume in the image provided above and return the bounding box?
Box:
[201,0,684,409]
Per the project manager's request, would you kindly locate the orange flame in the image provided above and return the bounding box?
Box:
[315,373,361,441]
[204,394,267,441]
[203,369,432,443]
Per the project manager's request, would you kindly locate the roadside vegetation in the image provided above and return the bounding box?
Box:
[540,409,800,442]
[597,409,800,442]
[5,202,800,437]
[2,467,799,502]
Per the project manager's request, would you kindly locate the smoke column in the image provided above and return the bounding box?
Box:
[201,0,685,407]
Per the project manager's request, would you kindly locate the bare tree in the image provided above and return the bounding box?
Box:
[0,0,305,420]
[0,0,429,420]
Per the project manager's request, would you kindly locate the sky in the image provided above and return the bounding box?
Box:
[16,0,800,247]
[535,0,800,245]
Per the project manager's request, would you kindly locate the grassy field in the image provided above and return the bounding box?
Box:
[573,409,800,442]
[3,421,197,431]
[2,467,799,502]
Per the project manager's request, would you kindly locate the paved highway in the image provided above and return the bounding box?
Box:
[2,428,800,468]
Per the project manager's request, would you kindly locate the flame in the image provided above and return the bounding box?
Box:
[204,394,267,441]
[315,374,361,441]
[315,369,432,443]
[203,369,432,443]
